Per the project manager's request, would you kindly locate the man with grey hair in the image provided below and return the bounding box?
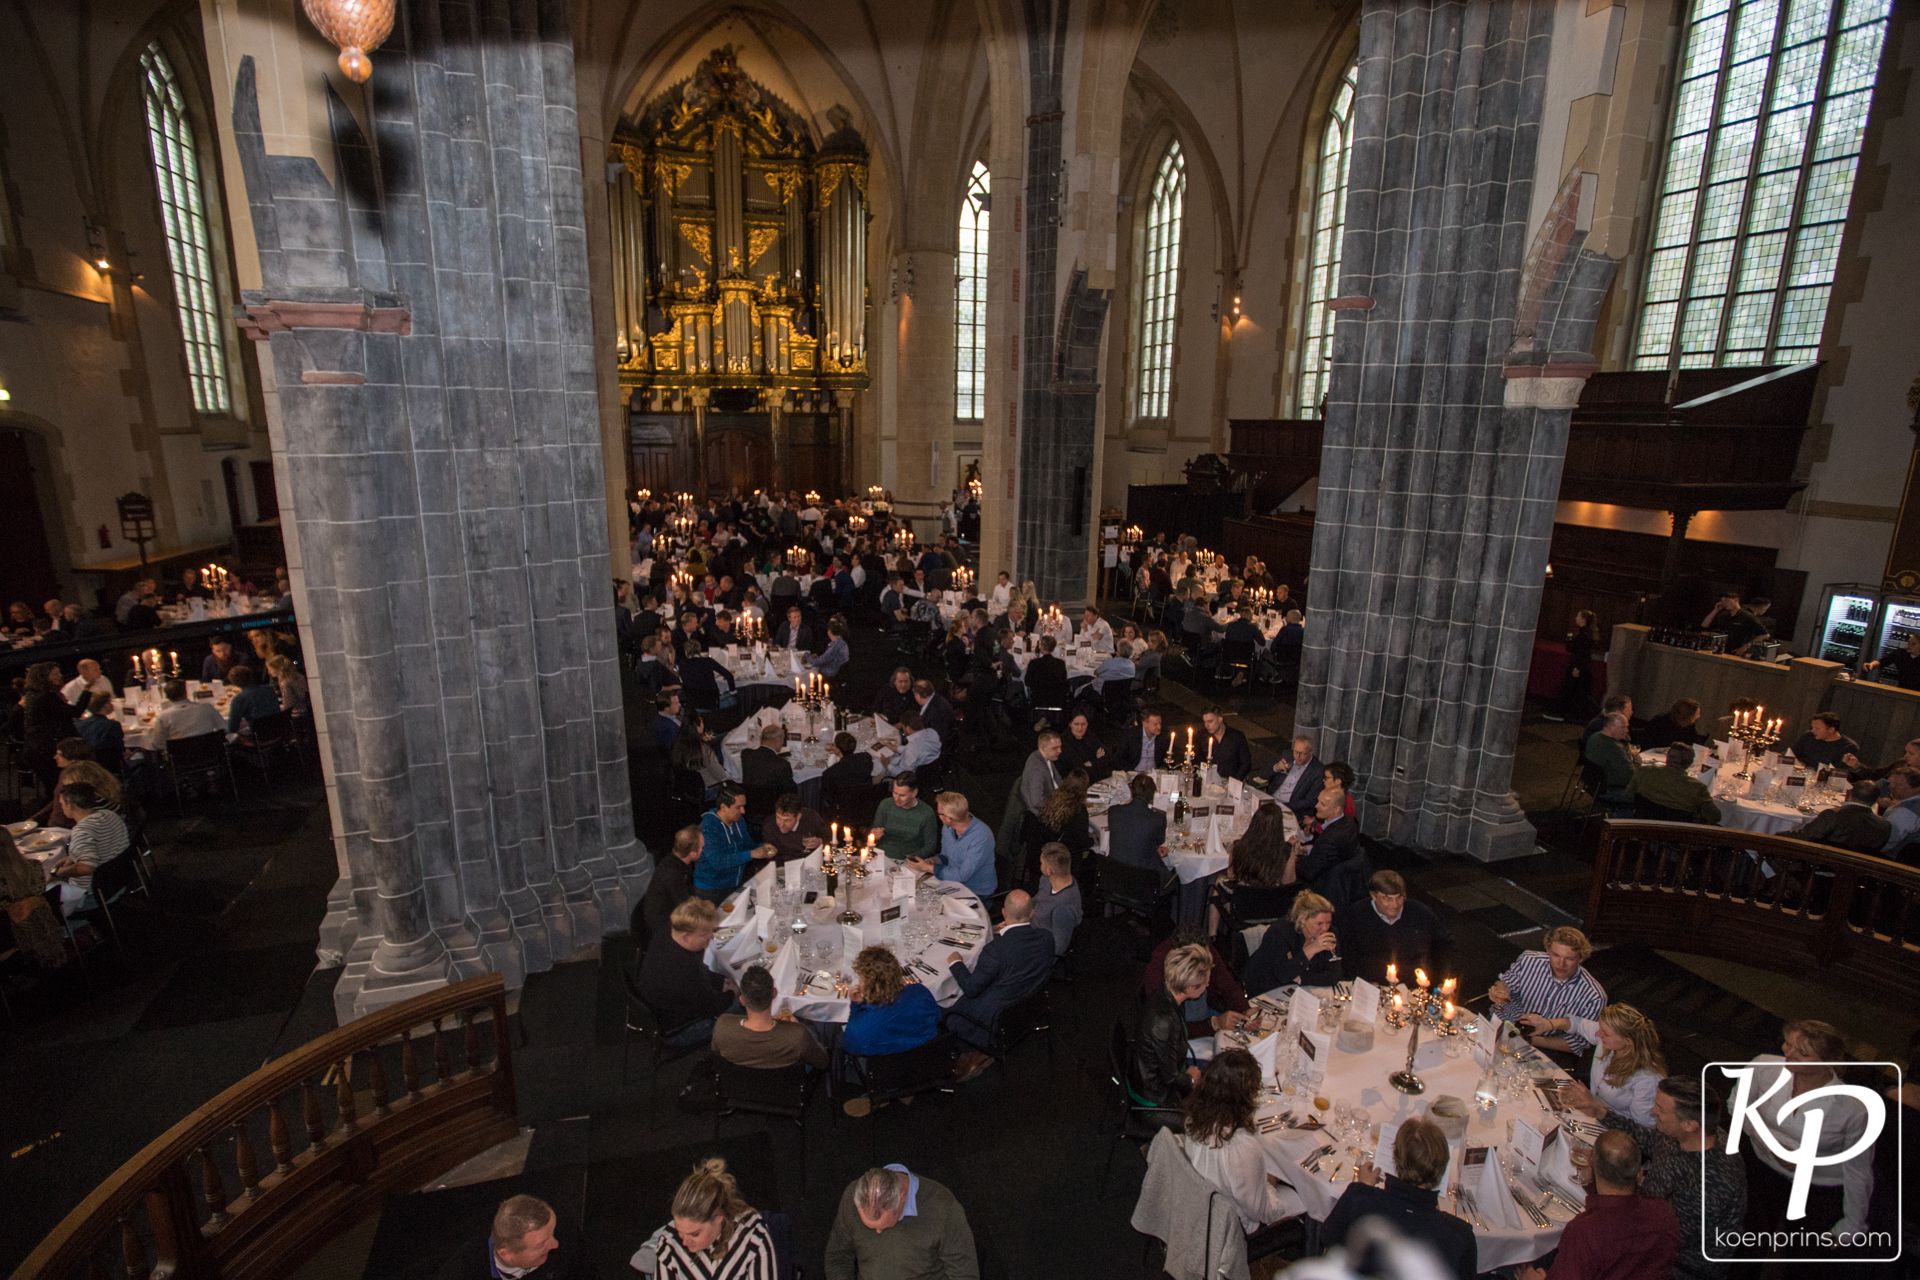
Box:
[824,1164,977,1280]
[1582,711,1635,813]
[434,1192,574,1278]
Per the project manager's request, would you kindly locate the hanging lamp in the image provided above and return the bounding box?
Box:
[300,0,394,83]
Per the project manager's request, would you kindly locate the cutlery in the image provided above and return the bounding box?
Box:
[796,969,816,994]
[1506,1174,1551,1228]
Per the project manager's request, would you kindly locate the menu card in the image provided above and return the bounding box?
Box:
[1510,1118,1546,1173]
[1288,987,1323,1031]
[1348,978,1380,1024]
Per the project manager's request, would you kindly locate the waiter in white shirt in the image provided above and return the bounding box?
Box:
[61,659,114,704]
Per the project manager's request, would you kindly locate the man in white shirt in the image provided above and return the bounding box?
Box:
[156,679,225,742]
[1079,607,1115,655]
[62,659,114,705]
[890,710,942,776]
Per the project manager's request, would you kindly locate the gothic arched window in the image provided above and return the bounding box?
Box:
[1134,140,1186,419]
[1297,60,1357,417]
[140,43,230,414]
[1633,0,1891,370]
[955,160,989,422]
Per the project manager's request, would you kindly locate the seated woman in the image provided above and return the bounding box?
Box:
[670,710,728,800]
[1538,1002,1667,1128]
[1030,770,1095,858]
[633,1157,777,1279]
[1182,1049,1300,1242]
[1128,942,1212,1120]
[1057,712,1111,782]
[45,780,129,916]
[842,945,942,1060]
[1210,804,1296,933]
[1241,890,1343,994]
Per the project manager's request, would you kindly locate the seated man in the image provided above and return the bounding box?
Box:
[808,618,852,679]
[678,640,738,710]
[1200,706,1252,781]
[1334,869,1454,986]
[695,784,776,897]
[907,791,996,897]
[1030,843,1083,957]
[76,691,126,774]
[1106,772,1169,871]
[1881,766,1920,858]
[763,792,829,862]
[740,722,797,814]
[633,897,733,1045]
[631,823,700,950]
[774,604,817,652]
[60,659,113,705]
[1286,785,1364,901]
[434,1194,576,1280]
[873,665,917,723]
[869,772,939,863]
[889,710,942,776]
[1595,1075,1747,1280]
[1792,779,1891,854]
[711,963,827,1070]
[225,666,281,737]
[1114,709,1171,773]
[1580,693,1633,756]
[1844,735,1920,783]
[1789,710,1860,771]
[945,890,1056,1079]
[1626,743,1720,822]
[1078,606,1115,654]
[1257,733,1326,819]
[1514,1131,1677,1280]
[1089,645,1136,696]
[1488,925,1606,1055]
[1022,635,1073,715]
[1324,1118,1476,1280]
[1583,712,1635,811]
[156,678,225,742]
[652,689,682,754]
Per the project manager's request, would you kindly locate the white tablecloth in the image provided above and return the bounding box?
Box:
[717,644,822,692]
[9,822,67,864]
[1006,644,1104,686]
[1232,987,1578,1270]
[704,852,991,1024]
[1212,609,1285,640]
[113,683,236,751]
[1084,771,1298,884]
[1636,753,1845,836]
[720,704,895,786]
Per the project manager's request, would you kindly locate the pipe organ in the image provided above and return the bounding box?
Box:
[607,47,869,494]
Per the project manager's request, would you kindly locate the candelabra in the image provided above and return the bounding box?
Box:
[1382,970,1460,1095]
[1729,708,1783,780]
[804,489,821,506]
[952,567,975,594]
[892,529,915,552]
[822,825,878,925]
[966,477,983,500]
[791,674,829,742]
[848,513,868,534]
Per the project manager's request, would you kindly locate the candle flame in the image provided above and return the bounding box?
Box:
[1415,968,1430,988]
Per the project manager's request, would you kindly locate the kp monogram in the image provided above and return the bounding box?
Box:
[1720,1063,1886,1221]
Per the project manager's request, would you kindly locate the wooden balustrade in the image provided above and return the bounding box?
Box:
[1585,820,1920,991]
[13,975,518,1280]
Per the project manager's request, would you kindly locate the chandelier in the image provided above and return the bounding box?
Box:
[301,0,395,83]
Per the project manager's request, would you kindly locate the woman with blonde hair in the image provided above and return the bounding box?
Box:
[842,945,941,1061]
[1129,941,1213,1118]
[1545,1002,1668,1127]
[266,654,310,716]
[1242,890,1342,994]
[632,1157,777,1279]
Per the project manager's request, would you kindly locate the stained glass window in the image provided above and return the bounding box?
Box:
[141,43,230,414]
[955,161,989,422]
[1298,60,1357,417]
[1134,141,1185,419]
[1633,0,1891,370]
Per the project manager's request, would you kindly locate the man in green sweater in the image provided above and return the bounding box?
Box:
[825,1165,977,1280]
[1625,744,1722,823]
[869,772,939,862]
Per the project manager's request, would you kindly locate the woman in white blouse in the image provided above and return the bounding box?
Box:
[1533,1002,1666,1127]
[1180,1048,1300,1243]
[1734,1019,1877,1236]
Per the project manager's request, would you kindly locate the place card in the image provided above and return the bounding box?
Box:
[879,904,901,924]
[1288,987,1323,1031]
[1374,1120,1401,1175]
[1226,777,1243,800]
[1295,1027,1330,1077]
[1510,1118,1546,1172]
[1477,1016,1500,1060]
[1348,977,1380,1024]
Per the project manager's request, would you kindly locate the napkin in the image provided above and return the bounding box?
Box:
[1472,1149,1524,1230]
[942,895,985,923]
[1248,1029,1280,1081]
[1539,1128,1586,1203]
[719,923,770,972]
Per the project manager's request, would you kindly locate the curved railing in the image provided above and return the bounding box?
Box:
[13,974,518,1280]
[1585,819,1920,990]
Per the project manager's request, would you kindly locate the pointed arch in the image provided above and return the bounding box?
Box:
[1133,138,1186,420]
[1294,56,1357,418]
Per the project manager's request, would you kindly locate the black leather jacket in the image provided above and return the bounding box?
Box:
[1128,989,1192,1107]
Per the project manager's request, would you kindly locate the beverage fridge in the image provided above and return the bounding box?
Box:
[1813,583,1879,668]
[1868,593,1920,667]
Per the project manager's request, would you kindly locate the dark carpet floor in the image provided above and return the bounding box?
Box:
[4,600,1902,1277]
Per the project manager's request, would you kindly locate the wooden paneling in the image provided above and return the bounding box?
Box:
[1125,484,1245,548]
[1221,515,1315,594]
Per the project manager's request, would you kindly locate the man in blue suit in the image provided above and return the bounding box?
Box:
[1258,733,1326,819]
[945,890,1057,1080]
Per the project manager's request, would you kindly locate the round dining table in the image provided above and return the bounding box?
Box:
[113,682,238,751]
[703,851,992,1024]
[1084,770,1300,926]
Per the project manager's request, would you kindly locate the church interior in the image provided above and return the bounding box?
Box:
[1,0,1917,1276]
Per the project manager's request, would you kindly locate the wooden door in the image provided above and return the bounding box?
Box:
[0,427,59,605]
[704,429,769,495]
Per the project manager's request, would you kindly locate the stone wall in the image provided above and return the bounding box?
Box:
[228,0,646,1019]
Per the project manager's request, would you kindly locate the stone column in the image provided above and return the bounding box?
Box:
[225,0,647,1018]
[1296,0,1617,862]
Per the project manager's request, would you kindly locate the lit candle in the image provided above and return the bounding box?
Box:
[1385,963,1398,985]
[1444,999,1456,1021]
[795,677,802,695]
[831,823,839,845]
[169,650,178,672]
[1392,993,1404,1013]
[1440,976,1456,996]
[132,656,143,680]
[1415,968,1430,989]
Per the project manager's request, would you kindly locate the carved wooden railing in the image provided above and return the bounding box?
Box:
[1585,820,1920,991]
[14,974,518,1280]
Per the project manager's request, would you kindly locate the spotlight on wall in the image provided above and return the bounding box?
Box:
[84,218,111,273]
[0,386,11,403]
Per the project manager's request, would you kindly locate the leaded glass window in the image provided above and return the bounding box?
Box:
[140,43,230,414]
[956,161,989,422]
[1297,60,1357,417]
[1134,141,1186,419]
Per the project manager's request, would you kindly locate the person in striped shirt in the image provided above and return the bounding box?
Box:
[632,1158,777,1280]
[1487,925,1606,1055]
[45,780,128,915]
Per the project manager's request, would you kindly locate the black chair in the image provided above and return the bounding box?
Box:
[1217,881,1303,942]
[1097,678,1137,729]
[53,846,140,952]
[712,1058,822,1183]
[1213,638,1257,686]
[229,711,298,785]
[841,1036,957,1111]
[670,766,708,821]
[620,968,709,1112]
[1100,1019,1185,1194]
[760,1210,801,1280]
[162,730,236,813]
[1094,859,1171,929]
[1632,795,1706,823]
[974,985,1054,1077]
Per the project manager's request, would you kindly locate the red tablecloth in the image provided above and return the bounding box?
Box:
[1528,638,1608,702]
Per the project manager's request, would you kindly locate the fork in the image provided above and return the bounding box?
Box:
[1506,1174,1551,1228]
